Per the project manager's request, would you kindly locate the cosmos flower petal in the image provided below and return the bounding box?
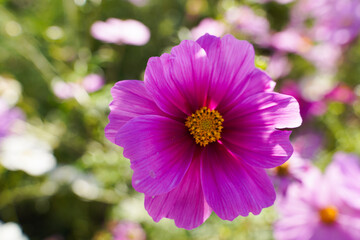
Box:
[221,92,301,168]
[337,215,360,240]
[224,92,302,128]
[115,115,195,196]
[196,34,255,111]
[144,153,212,230]
[145,40,210,118]
[326,152,360,210]
[200,143,275,220]
[105,80,164,144]
[241,68,276,99]
[274,215,317,240]
[309,224,354,240]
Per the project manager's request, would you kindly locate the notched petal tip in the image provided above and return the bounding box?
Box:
[276,94,303,130]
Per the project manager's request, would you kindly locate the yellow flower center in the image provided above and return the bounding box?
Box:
[185,107,224,147]
[319,206,338,224]
[275,161,289,176]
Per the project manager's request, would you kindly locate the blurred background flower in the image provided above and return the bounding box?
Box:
[91,18,150,46]
[0,222,28,240]
[274,153,360,240]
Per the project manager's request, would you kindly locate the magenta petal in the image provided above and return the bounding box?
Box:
[224,92,302,128]
[241,68,276,99]
[309,224,354,240]
[104,80,164,144]
[326,152,360,210]
[115,115,195,196]
[221,92,301,168]
[196,34,255,111]
[145,154,212,230]
[144,40,210,118]
[274,218,317,240]
[201,143,275,220]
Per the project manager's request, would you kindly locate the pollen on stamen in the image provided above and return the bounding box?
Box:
[319,206,338,224]
[185,107,224,147]
[275,161,289,176]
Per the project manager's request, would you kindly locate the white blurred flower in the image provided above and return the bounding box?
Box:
[0,76,22,106]
[127,0,148,7]
[0,222,28,240]
[71,175,100,200]
[0,134,56,176]
[118,197,150,222]
[51,165,101,200]
[51,165,82,184]
[300,73,335,101]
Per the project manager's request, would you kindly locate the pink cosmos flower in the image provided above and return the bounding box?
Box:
[226,7,270,44]
[324,84,357,104]
[268,153,318,196]
[190,18,226,40]
[81,74,105,93]
[91,18,150,46]
[112,221,146,240]
[292,131,323,159]
[105,34,302,229]
[274,152,360,240]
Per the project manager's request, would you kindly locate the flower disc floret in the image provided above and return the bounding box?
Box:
[185,107,224,147]
[275,161,289,176]
[319,206,338,224]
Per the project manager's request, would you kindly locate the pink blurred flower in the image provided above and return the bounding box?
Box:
[291,0,360,45]
[281,81,327,120]
[274,152,360,240]
[254,0,295,4]
[105,34,302,229]
[112,221,146,240]
[53,81,75,100]
[81,74,105,93]
[324,84,357,104]
[292,131,323,159]
[271,29,312,53]
[91,18,150,46]
[302,43,342,72]
[266,53,291,80]
[326,152,360,210]
[0,100,24,139]
[226,7,270,43]
[268,153,318,196]
[190,18,226,40]
[53,74,105,99]
[127,0,148,7]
